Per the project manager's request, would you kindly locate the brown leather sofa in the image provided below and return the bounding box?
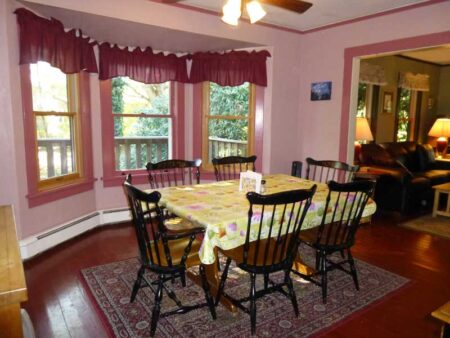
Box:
[358,141,450,212]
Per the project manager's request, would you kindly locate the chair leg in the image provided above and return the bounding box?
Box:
[264,273,269,290]
[320,252,328,304]
[249,273,257,336]
[199,264,217,320]
[285,272,299,317]
[315,250,321,271]
[150,277,164,337]
[347,249,360,291]
[215,257,232,306]
[180,271,186,287]
[130,265,145,302]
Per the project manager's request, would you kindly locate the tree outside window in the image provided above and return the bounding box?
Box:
[202,82,255,168]
[111,77,171,170]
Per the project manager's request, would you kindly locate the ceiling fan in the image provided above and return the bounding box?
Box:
[160,0,313,26]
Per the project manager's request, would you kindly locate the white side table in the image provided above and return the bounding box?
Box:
[432,182,450,217]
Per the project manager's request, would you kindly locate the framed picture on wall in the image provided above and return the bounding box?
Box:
[382,91,393,113]
[311,81,332,101]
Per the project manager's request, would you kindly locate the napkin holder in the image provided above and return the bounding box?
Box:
[239,170,262,193]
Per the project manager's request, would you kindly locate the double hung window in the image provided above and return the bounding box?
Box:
[111,77,172,170]
[202,82,255,169]
[30,61,82,189]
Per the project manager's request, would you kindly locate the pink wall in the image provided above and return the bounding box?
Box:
[2,0,450,240]
[297,1,450,164]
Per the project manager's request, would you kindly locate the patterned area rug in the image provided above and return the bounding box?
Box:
[399,214,450,239]
[80,247,409,338]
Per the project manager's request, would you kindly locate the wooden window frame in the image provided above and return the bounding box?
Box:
[20,65,94,208]
[100,80,185,187]
[192,82,264,180]
[201,82,256,171]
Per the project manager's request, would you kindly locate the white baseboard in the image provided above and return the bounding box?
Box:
[19,208,131,260]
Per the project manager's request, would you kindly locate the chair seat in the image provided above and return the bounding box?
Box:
[151,237,202,268]
[164,217,202,232]
[219,236,291,267]
[299,224,353,251]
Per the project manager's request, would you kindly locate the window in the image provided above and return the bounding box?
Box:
[202,82,255,169]
[30,62,82,189]
[111,77,171,170]
[357,82,379,141]
[101,78,179,186]
[395,88,421,142]
[21,61,94,207]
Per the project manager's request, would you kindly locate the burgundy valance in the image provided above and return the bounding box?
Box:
[189,50,271,87]
[14,8,97,74]
[98,43,189,83]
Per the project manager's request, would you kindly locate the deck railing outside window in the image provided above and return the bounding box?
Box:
[208,137,247,162]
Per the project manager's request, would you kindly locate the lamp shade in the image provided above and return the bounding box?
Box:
[355,117,374,141]
[222,0,241,26]
[246,0,266,23]
[428,118,450,137]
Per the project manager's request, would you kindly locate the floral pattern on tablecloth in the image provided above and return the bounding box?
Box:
[150,174,376,264]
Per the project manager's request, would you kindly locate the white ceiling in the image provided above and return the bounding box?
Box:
[400,45,450,66]
[172,0,430,31]
[22,1,260,53]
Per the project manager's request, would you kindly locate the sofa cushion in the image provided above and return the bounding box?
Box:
[409,176,431,192]
[417,144,436,171]
[381,142,420,172]
[416,170,450,186]
[360,144,397,167]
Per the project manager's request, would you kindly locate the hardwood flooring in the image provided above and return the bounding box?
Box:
[22,214,450,338]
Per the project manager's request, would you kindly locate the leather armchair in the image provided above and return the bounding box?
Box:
[359,142,450,212]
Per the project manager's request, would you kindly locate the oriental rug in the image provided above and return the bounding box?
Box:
[399,214,450,239]
[80,247,409,338]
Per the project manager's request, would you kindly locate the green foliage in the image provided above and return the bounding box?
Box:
[209,83,249,141]
[357,83,367,117]
[112,78,126,136]
[397,88,411,141]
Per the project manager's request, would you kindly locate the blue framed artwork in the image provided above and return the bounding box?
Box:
[311,81,332,101]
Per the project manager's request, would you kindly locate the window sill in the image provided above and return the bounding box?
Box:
[27,177,96,208]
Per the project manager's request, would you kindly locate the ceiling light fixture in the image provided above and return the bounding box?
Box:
[222,0,267,26]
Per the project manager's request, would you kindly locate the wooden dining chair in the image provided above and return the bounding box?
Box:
[215,185,317,335]
[305,157,359,183]
[212,155,257,181]
[146,159,202,188]
[293,180,375,304]
[146,159,202,231]
[123,175,216,337]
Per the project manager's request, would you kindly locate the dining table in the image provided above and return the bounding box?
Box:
[148,173,377,312]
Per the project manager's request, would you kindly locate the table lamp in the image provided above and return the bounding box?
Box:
[354,117,374,163]
[428,118,450,158]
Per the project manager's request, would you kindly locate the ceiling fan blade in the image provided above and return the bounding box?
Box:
[259,0,313,14]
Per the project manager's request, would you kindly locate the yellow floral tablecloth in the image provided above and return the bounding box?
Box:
[150,174,377,265]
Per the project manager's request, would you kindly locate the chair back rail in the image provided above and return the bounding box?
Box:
[241,186,317,273]
[305,157,359,183]
[146,159,202,189]
[316,180,375,250]
[212,155,257,181]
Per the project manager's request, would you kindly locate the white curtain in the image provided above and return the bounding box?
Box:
[359,61,387,85]
[398,72,430,91]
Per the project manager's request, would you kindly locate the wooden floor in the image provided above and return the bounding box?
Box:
[23,214,450,338]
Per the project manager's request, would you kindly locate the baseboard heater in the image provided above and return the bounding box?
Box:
[21,208,131,259]
[37,212,100,239]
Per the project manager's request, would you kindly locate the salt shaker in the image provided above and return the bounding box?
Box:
[260,179,266,194]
